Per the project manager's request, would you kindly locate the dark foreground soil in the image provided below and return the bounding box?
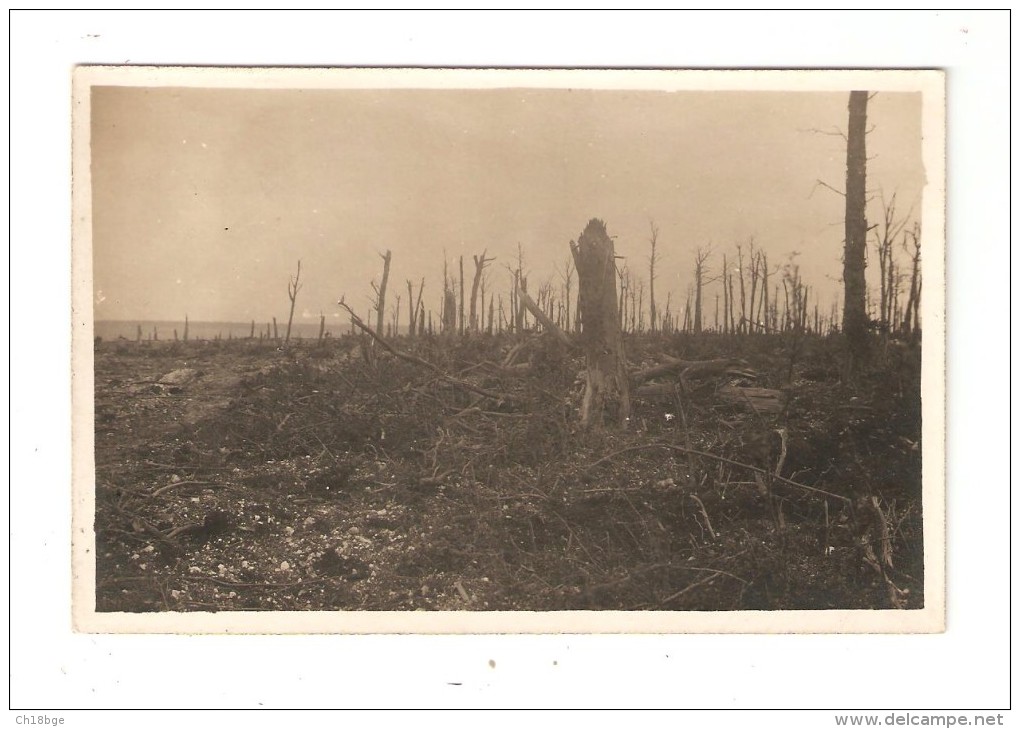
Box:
[92,331,923,612]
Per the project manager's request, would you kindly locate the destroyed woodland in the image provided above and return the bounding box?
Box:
[94,216,924,613]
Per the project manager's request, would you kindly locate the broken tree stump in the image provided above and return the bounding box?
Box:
[570,218,630,429]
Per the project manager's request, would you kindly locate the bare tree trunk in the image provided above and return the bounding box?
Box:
[318,312,325,345]
[888,261,898,332]
[648,221,659,333]
[682,288,692,333]
[773,285,780,332]
[470,250,494,332]
[403,277,424,340]
[902,223,921,337]
[782,279,791,332]
[737,244,748,334]
[392,294,401,337]
[843,90,870,357]
[443,288,457,333]
[694,246,710,334]
[636,279,645,333]
[407,280,416,336]
[748,246,759,333]
[480,271,486,332]
[183,314,189,342]
[721,254,729,334]
[727,258,736,335]
[442,256,449,332]
[373,251,392,337]
[629,277,637,334]
[562,256,575,335]
[617,266,627,332]
[458,255,465,335]
[571,219,630,429]
[515,272,527,333]
[285,260,302,345]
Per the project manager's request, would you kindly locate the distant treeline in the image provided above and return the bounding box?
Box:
[93,319,372,342]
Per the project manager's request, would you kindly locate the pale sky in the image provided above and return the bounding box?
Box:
[90,85,925,324]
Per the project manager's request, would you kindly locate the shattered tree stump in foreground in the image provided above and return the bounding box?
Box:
[570,218,631,429]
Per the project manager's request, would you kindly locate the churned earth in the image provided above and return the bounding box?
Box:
[92,332,923,613]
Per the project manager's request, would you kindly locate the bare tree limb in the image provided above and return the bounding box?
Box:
[629,357,750,386]
[583,442,850,503]
[811,179,846,198]
[800,126,848,141]
[517,285,574,349]
[337,298,518,404]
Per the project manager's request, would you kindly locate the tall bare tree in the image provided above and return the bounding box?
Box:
[736,242,748,333]
[285,260,302,345]
[406,279,422,337]
[874,192,912,332]
[693,246,711,334]
[617,263,629,331]
[843,90,870,355]
[458,255,466,335]
[747,240,759,331]
[559,255,575,334]
[725,254,736,334]
[469,250,495,332]
[441,255,456,333]
[902,222,922,338]
[371,250,392,336]
[514,244,527,333]
[648,221,660,332]
[756,250,772,333]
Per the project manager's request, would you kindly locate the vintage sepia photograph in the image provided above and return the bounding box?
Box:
[72,66,945,633]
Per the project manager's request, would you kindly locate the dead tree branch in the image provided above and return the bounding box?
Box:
[583,442,850,503]
[517,285,574,349]
[337,298,518,404]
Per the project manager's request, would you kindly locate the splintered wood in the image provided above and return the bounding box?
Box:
[718,385,786,415]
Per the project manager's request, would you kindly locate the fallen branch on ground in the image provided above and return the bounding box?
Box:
[584,442,851,503]
[630,357,753,386]
[149,480,234,498]
[338,299,519,405]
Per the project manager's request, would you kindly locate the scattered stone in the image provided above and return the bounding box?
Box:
[158,368,199,386]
